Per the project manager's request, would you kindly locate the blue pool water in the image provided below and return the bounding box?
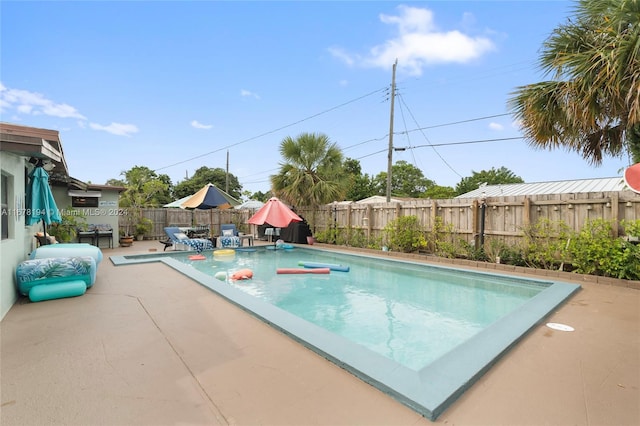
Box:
[181,248,543,371]
[112,246,580,420]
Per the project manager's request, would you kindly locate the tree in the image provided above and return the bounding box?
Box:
[154,174,174,206]
[249,190,272,202]
[173,166,242,200]
[271,132,346,209]
[372,161,435,197]
[105,178,126,187]
[118,166,170,236]
[424,185,456,199]
[343,158,376,201]
[509,0,640,164]
[455,167,524,195]
[119,166,171,208]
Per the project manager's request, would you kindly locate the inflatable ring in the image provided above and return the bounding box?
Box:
[230,268,253,280]
[214,249,235,256]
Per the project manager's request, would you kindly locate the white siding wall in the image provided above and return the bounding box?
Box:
[0,153,37,320]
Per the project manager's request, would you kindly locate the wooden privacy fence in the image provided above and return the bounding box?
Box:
[295,190,640,247]
[121,208,254,240]
[127,191,640,245]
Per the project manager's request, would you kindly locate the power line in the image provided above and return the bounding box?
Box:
[398,136,524,150]
[397,113,512,134]
[355,136,523,161]
[241,136,524,185]
[397,93,463,178]
[154,87,387,172]
[340,112,513,152]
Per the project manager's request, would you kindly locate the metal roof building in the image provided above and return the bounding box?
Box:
[456,177,627,198]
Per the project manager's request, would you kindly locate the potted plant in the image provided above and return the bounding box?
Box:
[135,217,153,241]
[48,207,87,243]
[119,229,134,247]
[118,209,136,246]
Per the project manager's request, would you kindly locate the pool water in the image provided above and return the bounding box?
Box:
[178,248,544,371]
[112,246,579,420]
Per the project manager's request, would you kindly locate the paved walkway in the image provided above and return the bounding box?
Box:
[1,240,638,425]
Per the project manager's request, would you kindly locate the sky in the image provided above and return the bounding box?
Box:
[0,1,631,197]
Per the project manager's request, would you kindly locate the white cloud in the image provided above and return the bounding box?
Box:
[240,89,261,100]
[489,122,504,131]
[327,47,356,66]
[0,82,143,137]
[89,122,138,137]
[330,5,495,76]
[191,120,213,129]
[0,82,86,119]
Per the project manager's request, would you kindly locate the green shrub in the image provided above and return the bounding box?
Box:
[485,239,525,265]
[383,215,427,253]
[135,217,153,236]
[344,227,368,248]
[313,228,334,244]
[521,218,572,269]
[457,238,489,261]
[568,219,640,279]
[621,219,640,238]
[48,207,87,243]
[426,217,466,258]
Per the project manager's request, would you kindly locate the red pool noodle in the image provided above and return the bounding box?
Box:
[276,268,330,274]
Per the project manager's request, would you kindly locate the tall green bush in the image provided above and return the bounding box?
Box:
[568,219,640,280]
[521,218,572,270]
[383,215,426,253]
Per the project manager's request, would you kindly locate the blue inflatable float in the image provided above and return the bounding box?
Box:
[16,256,97,302]
[298,261,350,272]
[30,243,103,265]
[265,244,294,250]
[29,280,87,302]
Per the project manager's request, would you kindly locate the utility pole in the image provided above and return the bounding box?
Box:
[225,150,229,193]
[386,59,397,202]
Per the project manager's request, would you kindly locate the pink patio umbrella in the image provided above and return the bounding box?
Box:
[624,163,640,194]
[248,197,302,228]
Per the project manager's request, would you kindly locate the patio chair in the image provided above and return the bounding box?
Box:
[219,224,241,248]
[163,227,214,252]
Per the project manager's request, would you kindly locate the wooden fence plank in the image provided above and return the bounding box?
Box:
[124,191,640,245]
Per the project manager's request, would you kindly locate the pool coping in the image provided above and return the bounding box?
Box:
[110,248,581,420]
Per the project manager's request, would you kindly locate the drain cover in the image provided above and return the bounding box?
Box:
[546,322,575,332]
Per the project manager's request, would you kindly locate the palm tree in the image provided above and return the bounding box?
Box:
[271,132,346,226]
[509,0,640,165]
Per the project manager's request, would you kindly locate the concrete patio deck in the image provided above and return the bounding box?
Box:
[1,240,638,425]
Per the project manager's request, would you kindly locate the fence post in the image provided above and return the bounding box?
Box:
[611,193,619,237]
[431,200,438,232]
[523,197,531,228]
[479,197,486,248]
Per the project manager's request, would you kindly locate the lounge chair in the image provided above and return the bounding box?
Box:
[163,227,214,252]
[219,224,241,248]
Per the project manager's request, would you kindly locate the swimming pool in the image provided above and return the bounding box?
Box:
[112,246,580,420]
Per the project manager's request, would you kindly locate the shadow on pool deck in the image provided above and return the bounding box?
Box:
[1,240,639,426]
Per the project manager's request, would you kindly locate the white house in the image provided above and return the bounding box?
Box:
[0,123,123,319]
